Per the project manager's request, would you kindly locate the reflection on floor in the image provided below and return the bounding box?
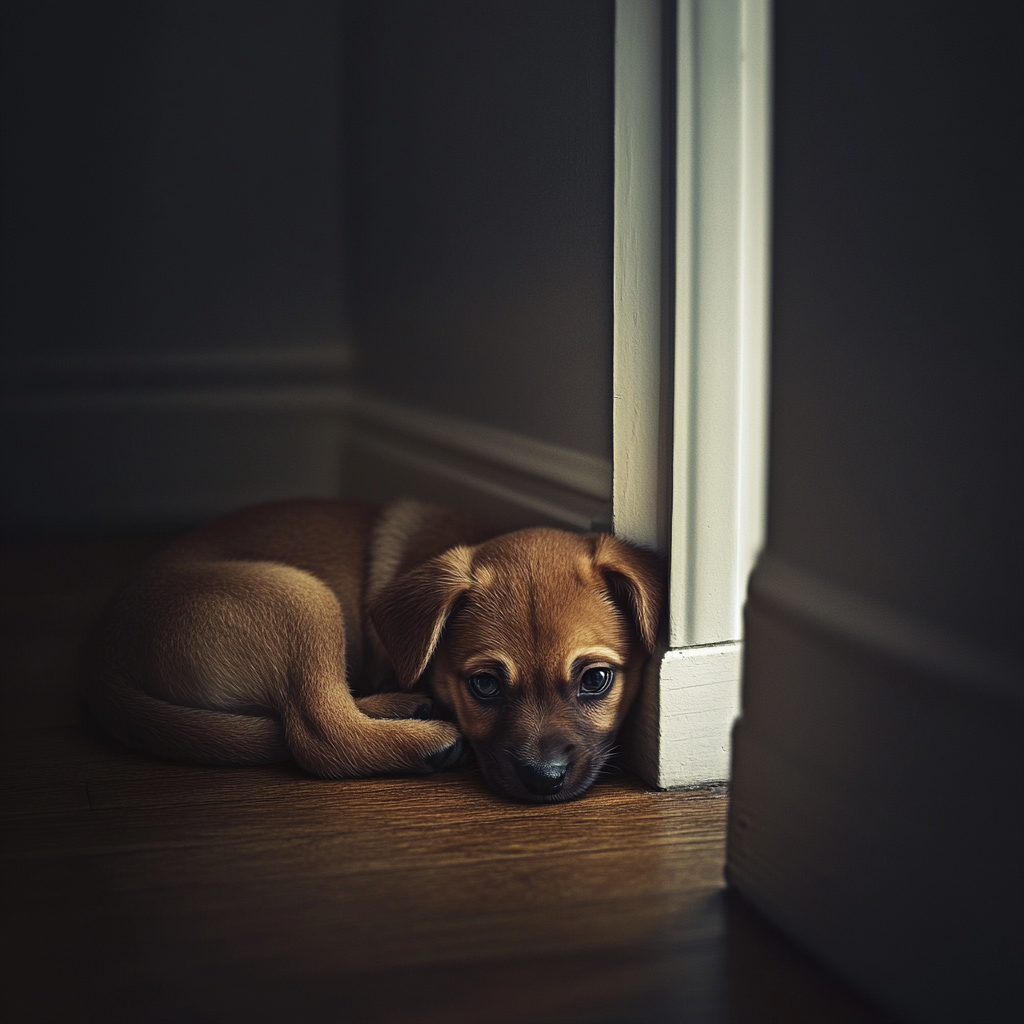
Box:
[0,535,894,1023]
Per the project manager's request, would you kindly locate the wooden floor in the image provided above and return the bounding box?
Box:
[0,534,896,1024]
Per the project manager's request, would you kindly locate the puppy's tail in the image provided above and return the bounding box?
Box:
[88,677,290,766]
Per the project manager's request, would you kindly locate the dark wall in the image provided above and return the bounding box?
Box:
[342,0,614,457]
[767,0,1024,660]
[1,2,350,529]
[1,1,346,361]
[729,5,1023,1021]
[2,1,614,529]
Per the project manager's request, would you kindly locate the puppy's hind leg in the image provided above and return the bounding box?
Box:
[90,559,461,778]
[259,566,463,778]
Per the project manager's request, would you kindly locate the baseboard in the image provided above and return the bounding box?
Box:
[342,390,611,502]
[340,391,612,532]
[1,397,352,531]
[0,345,355,391]
[2,352,611,532]
[1,349,344,529]
[622,641,741,789]
[728,559,1024,1024]
[749,552,1020,705]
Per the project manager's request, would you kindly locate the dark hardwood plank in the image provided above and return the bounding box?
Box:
[2,777,725,859]
[0,534,897,1024]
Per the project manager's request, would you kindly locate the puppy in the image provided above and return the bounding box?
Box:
[85,498,663,802]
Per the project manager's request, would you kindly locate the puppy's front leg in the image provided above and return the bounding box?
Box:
[355,693,436,720]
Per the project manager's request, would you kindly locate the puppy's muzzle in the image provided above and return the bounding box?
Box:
[514,757,570,796]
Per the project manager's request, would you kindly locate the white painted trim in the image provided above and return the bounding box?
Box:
[2,337,612,531]
[3,376,611,533]
[736,0,773,620]
[613,0,664,552]
[672,0,771,649]
[343,390,611,502]
[624,641,742,789]
[616,0,771,788]
[0,389,351,530]
[750,553,1023,707]
[2,354,612,510]
[347,428,603,532]
[657,642,743,785]
[0,345,355,384]
[0,384,351,414]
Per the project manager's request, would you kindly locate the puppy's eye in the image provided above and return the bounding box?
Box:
[578,666,615,697]
[468,673,501,700]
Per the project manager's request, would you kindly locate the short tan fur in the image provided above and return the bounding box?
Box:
[85,498,664,802]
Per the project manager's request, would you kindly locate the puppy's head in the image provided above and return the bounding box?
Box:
[370,528,663,802]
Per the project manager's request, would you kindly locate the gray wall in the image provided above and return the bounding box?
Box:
[342,0,614,460]
[1,2,350,529]
[1,1,346,361]
[728,3,1023,1021]
[2,0,615,530]
[763,0,1022,663]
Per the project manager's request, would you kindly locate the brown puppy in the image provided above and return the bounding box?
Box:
[85,498,663,802]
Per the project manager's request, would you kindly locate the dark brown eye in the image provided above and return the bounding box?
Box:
[578,667,614,697]
[468,673,501,700]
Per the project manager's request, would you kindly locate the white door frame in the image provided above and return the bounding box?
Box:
[615,0,772,787]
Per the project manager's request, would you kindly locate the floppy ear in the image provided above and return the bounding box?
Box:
[591,535,665,653]
[369,546,475,688]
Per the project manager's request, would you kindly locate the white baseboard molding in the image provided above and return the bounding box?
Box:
[729,572,1023,1024]
[623,640,742,789]
[749,552,1021,706]
[1,399,350,530]
[340,391,612,532]
[0,345,355,389]
[2,352,612,533]
[1,349,353,529]
[342,390,611,503]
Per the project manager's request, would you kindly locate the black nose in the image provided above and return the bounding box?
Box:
[515,759,568,796]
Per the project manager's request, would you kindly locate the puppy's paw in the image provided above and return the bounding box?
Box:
[356,693,436,721]
[392,719,465,775]
[424,733,465,772]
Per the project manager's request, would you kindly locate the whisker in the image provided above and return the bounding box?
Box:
[596,744,627,778]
